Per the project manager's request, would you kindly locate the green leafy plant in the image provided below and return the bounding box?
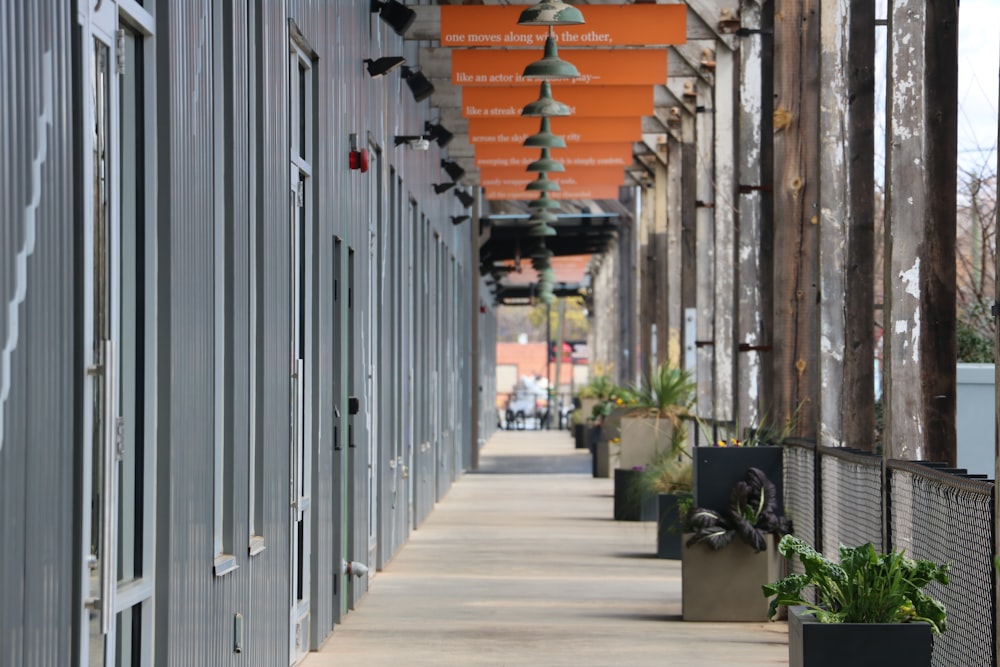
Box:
[684,467,791,552]
[628,363,695,420]
[577,375,617,400]
[763,535,950,635]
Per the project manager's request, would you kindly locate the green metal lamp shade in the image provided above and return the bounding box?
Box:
[527,209,558,225]
[523,117,567,149]
[521,82,572,117]
[527,147,565,173]
[528,193,560,210]
[526,173,560,193]
[523,36,580,80]
[527,223,558,237]
[529,244,554,260]
[517,1,585,26]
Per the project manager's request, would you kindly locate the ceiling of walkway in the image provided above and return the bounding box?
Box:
[392,0,726,304]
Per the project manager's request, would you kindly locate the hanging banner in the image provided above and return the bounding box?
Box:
[484,185,623,201]
[479,167,625,189]
[452,49,668,87]
[440,5,686,48]
[474,143,633,169]
[468,117,641,145]
[462,85,653,119]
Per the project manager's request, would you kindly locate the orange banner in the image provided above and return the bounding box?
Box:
[484,185,624,201]
[479,167,625,188]
[469,117,641,145]
[452,50,668,87]
[441,5,686,48]
[462,86,653,119]
[474,143,633,169]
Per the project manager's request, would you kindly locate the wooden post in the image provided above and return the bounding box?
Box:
[666,136,684,368]
[695,77,716,420]
[713,44,736,423]
[770,0,820,438]
[681,112,699,378]
[736,0,766,431]
[640,177,656,375]
[654,159,670,370]
[883,1,957,464]
[994,33,1000,662]
[818,0,875,451]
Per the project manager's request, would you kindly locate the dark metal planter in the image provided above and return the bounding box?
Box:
[788,605,932,667]
[573,422,587,449]
[656,493,686,559]
[692,445,784,513]
[613,468,656,521]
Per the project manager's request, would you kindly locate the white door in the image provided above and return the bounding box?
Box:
[288,32,313,665]
[81,2,157,666]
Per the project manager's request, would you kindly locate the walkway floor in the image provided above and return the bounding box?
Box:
[302,430,788,667]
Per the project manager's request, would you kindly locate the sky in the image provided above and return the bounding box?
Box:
[956,0,999,178]
[873,0,999,181]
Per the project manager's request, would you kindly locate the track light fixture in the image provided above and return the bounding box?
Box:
[441,159,465,182]
[433,182,456,194]
[451,215,470,226]
[393,135,431,149]
[425,122,454,148]
[401,66,435,103]
[455,189,475,208]
[364,56,405,78]
[370,0,416,36]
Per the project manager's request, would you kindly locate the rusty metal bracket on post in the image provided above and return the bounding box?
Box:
[695,340,715,348]
[738,343,773,352]
[738,184,773,194]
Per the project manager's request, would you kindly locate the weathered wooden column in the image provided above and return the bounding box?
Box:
[736,0,767,430]
[771,0,820,437]
[712,43,737,423]
[883,1,957,463]
[639,176,657,375]
[666,135,684,368]
[653,158,671,370]
[695,76,717,419]
[817,0,875,450]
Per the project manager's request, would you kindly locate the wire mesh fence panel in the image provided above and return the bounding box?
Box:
[783,442,816,586]
[819,449,882,557]
[889,464,994,667]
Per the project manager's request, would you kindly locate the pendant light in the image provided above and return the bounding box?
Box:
[517,1,585,26]
[526,173,560,193]
[522,81,572,117]
[523,117,566,149]
[523,33,580,80]
[527,148,565,173]
[528,193,560,210]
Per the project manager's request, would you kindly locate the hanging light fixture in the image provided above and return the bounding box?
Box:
[370,0,417,36]
[526,173,560,193]
[527,209,558,225]
[517,1,585,26]
[523,117,566,149]
[441,159,465,182]
[521,81,572,117]
[527,223,558,237]
[523,32,580,80]
[527,148,565,173]
[528,193,560,210]
[425,122,454,147]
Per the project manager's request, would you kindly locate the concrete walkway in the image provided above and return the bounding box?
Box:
[302,430,788,667]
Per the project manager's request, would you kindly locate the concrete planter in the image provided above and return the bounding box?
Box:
[681,533,781,621]
[619,415,678,469]
[692,446,784,514]
[613,468,657,521]
[589,407,628,478]
[656,493,687,559]
[788,605,932,667]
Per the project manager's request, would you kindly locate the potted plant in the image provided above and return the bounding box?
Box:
[635,453,692,558]
[691,410,799,519]
[573,375,615,449]
[590,384,634,478]
[618,364,695,470]
[681,467,792,621]
[763,535,949,667]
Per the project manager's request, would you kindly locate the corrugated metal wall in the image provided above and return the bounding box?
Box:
[0,1,76,665]
[1,0,479,665]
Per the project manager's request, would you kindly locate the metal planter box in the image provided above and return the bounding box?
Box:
[656,493,685,559]
[682,534,781,621]
[613,468,656,521]
[692,445,784,513]
[788,605,932,667]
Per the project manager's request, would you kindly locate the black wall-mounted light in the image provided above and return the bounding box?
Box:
[454,189,475,208]
[370,0,416,36]
[425,122,453,148]
[451,215,470,226]
[433,182,456,194]
[401,66,435,102]
[441,159,465,182]
[393,135,431,149]
[364,56,405,78]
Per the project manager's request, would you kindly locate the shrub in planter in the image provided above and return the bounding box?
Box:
[764,535,949,667]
